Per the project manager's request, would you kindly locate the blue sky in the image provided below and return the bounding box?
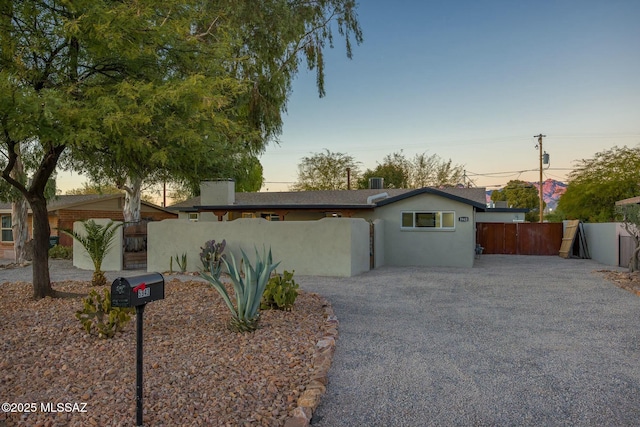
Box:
[259,0,640,191]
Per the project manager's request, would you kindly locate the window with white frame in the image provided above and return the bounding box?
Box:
[401,211,455,230]
[1,215,13,242]
[188,213,199,222]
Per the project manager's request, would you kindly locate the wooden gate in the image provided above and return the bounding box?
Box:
[123,220,149,270]
[477,222,563,255]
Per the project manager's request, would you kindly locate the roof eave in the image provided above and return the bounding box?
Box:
[375,187,487,209]
[194,204,375,211]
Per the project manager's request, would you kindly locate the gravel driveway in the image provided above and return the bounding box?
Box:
[297,255,640,427]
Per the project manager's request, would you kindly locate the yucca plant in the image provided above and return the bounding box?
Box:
[61,220,122,287]
[201,246,280,332]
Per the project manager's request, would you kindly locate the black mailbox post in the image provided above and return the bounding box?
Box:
[111,273,164,427]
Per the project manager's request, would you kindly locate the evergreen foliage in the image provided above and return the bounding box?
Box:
[491,180,543,222]
[558,146,640,222]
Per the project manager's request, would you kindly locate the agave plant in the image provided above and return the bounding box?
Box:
[61,220,122,287]
[201,246,280,332]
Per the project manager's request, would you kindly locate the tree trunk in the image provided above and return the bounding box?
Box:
[630,239,640,273]
[123,175,142,223]
[27,195,54,298]
[11,198,28,264]
[10,149,28,264]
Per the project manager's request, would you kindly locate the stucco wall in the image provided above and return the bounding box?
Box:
[373,219,385,268]
[72,219,123,271]
[147,217,371,277]
[360,194,476,267]
[580,222,626,267]
[476,211,525,223]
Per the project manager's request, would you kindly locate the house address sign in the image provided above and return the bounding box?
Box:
[458,216,469,222]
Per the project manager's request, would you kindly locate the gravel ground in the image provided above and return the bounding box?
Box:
[0,261,333,426]
[296,255,640,427]
[3,256,639,426]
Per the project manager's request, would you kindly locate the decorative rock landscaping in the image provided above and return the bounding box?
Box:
[0,278,338,426]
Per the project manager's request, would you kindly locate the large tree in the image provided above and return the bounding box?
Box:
[292,149,361,191]
[491,180,543,222]
[558,146,640,222]
[67,0,363,222]
[0,1,362,298]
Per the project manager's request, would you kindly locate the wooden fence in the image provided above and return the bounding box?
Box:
[476,222,563,255]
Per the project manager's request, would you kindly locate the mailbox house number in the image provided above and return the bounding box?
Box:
[138,288,150,298]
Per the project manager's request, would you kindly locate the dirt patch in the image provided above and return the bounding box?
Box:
[597,270,640,296]
[0,278,334,426]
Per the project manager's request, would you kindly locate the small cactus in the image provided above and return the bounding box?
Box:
[76,289,133,339]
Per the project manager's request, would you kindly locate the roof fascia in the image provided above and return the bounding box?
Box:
[375,187,487,210]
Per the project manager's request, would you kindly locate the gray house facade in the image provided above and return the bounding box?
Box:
[161,180,499,272]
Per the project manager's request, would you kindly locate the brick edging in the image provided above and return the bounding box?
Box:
[283,299,338,427]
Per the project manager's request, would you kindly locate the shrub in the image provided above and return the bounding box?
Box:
[76,289,133,339]
[49,244,73,259]
[201,247,279,332]
[261,270,299,311]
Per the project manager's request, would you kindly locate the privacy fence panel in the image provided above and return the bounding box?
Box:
[477,222,563,255]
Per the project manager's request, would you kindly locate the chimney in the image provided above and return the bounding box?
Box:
[200,179,235,205]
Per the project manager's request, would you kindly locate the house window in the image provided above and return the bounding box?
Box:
[242,213,256,219]
[401,211,455,230]
[260,213,281,221]
[188,213,199,222]
[1,215,13,242]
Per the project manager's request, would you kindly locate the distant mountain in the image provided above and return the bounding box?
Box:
[485,179,567,210]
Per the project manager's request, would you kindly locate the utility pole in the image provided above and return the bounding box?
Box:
[534,134,546,223]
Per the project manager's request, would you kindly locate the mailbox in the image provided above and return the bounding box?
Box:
[111,273,165,308]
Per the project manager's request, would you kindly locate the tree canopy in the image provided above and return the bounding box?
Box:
[557,146,640,222]
[490,180,542,222]
[355,151,466,189]
[0,0,362,298]
[357,152,410,189]
[292,149,361,191]
[67,0,363,222]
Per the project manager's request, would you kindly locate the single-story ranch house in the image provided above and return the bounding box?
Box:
[0,194,177,260]
[154,180,526,275]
